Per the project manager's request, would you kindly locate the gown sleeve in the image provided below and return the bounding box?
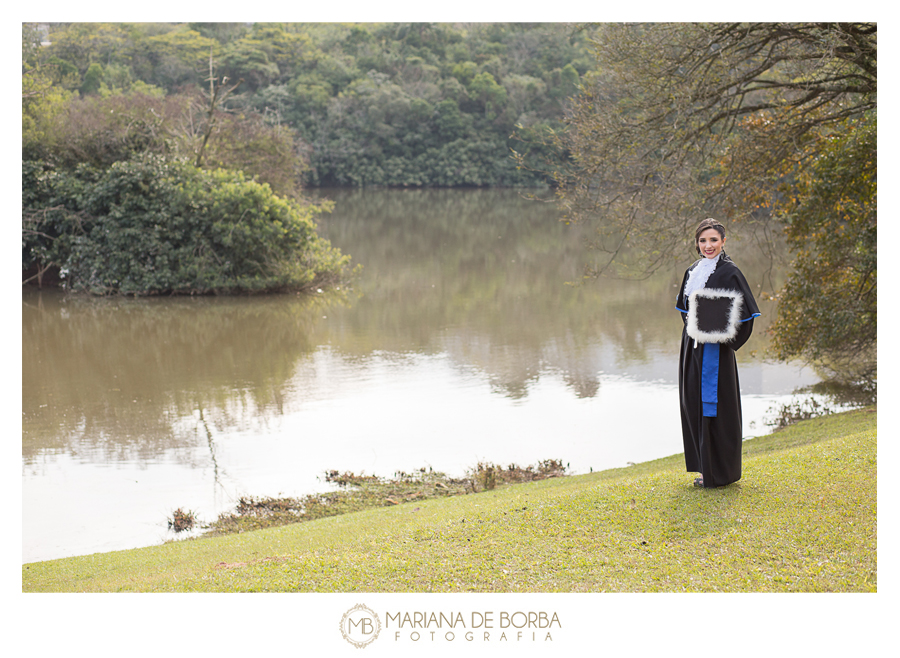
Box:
[729,317,754,351]
[730,260,761,351]
[675,267,691,317]
[730,267,761,322]
[723,262,758,350]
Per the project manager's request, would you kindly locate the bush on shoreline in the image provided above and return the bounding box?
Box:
[23,157,352,295]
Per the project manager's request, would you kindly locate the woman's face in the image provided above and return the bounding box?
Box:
[697,228,726,259]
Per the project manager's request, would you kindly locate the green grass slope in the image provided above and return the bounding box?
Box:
[23,407,876,593]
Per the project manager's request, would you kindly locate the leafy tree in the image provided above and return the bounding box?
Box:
[502,73,546,123]
[202,111,308,198]
[451,61,478,87]
[32,91,187,168]
[433,99,471,142]
[542,22,876,384]
[285,76,332,125]
[552,63,580,101]
[41,23,133,78]
[22,25,77,161]
[144,27,219,89]
[220,41,280,92]
[244,24,315,77]
[309,52,360,94]
[767,118,876,387]
[98,62,136,95]
[341,24,375,57]
[187,22,250,44]
[468,71,507,119]
[80,62,104,95]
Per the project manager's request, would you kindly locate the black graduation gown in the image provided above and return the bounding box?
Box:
[675,253,760,488]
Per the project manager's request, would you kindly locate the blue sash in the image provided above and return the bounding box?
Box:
[701,343,719,417]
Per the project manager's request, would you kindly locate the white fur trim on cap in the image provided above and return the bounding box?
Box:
[686,288,744,344]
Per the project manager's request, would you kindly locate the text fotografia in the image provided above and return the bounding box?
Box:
[387,611,560,642]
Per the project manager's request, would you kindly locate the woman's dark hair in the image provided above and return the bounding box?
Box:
[695,218,726,254]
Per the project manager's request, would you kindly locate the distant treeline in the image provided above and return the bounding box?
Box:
[28,22,592,188]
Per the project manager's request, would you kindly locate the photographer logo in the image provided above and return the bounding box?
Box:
[340,604,382,648]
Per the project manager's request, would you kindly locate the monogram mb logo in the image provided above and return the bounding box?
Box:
[340,603,382,648]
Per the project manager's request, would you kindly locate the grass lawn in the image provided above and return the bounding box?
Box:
[22,407,876,593]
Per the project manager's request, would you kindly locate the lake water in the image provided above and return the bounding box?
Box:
[22,188,822,563]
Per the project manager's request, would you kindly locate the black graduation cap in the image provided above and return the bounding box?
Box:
[686,288,744,344]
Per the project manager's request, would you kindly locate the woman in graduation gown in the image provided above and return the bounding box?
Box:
[675,218,761,488]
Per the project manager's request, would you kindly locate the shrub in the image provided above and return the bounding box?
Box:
[23,156,351,295]
[168,508,196,533]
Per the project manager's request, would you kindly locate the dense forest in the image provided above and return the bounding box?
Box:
[22,22,589,293]
[22,22,590,295]
[24,22,591,189]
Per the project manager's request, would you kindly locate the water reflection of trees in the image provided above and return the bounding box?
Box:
[23,189,791,462]
[22,290,348,463]
[315,188,787,395]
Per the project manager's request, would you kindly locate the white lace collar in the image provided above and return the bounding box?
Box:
[683,253,721,301]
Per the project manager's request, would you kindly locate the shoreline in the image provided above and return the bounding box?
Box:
[23,407,875,594]
[22,400,867,566]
